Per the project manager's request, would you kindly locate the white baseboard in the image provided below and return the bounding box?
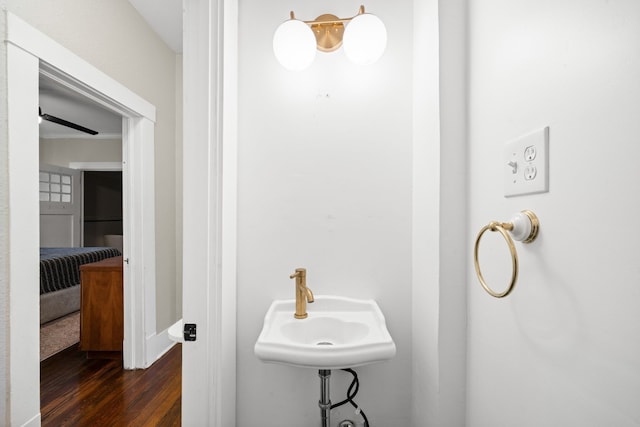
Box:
[145,326,179,368]
[21,413,40,427]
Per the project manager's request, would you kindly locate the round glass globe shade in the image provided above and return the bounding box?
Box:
[343,14,387,65]
[273,20,316,71]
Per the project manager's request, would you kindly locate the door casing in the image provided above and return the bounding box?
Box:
[5,11,158,426]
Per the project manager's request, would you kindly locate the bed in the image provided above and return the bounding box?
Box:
[40,247,121,324]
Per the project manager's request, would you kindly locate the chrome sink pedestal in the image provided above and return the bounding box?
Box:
[319,370,331,427]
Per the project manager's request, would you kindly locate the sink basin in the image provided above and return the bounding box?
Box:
[254,295,396,369]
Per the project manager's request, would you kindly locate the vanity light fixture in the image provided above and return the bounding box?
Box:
[273,5,387,71]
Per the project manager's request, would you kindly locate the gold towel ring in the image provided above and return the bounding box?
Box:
[474,210,539,298]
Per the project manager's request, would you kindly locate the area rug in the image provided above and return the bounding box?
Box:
[40,311,80,361]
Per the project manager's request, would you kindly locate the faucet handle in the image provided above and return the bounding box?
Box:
[290,268,306,279]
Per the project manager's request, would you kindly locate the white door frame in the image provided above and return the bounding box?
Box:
[181,0,238,425]
[5,11,157,425]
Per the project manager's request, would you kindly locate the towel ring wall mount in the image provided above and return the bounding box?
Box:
[473,210,539,298]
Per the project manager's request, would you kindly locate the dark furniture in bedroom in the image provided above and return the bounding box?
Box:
[79,255,123,359]
[40,246,121,324]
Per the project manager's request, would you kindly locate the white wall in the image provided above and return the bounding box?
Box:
[0,4,9,422]
[6,0,181,331]
[411,0,442,423]
[467,1,640,425]
[40,138,122,165]
[174,54,183,318]
[412,0,469,425]
[236,1,414,425]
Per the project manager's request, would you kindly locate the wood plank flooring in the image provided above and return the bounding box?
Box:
[41,343,181,426]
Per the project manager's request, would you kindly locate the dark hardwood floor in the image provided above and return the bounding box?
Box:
[41,343,181,426]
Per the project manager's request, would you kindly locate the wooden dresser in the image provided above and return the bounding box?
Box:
[79,255,123,358]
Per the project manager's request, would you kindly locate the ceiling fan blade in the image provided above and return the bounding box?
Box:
[39,109,99,136]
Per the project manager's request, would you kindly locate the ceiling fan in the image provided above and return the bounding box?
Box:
[39,107,99,135]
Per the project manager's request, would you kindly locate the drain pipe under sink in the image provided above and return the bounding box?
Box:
[319,370,332,427]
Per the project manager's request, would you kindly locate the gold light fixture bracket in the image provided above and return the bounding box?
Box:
[310,14,345,52]
[300,5,367,53]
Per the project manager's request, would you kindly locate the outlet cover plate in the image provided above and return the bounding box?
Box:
[504,127,549,197]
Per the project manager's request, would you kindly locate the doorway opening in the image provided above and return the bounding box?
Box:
[6,12,160,423]
[38,69,126,365]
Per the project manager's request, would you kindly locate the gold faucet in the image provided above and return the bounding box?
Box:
[290,268,314,319]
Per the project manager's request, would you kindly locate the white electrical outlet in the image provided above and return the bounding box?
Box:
[504,127,549,197]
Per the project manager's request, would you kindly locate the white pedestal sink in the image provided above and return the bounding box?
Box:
[254,295,396,369]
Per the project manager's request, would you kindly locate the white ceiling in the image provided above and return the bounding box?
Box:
[38,1,183,140]
[39,74,123,139]
[127,0,183,53]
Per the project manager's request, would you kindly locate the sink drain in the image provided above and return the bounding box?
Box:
[316,341,334,346]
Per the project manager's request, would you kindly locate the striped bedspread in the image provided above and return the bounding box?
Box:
[40,247,121,295]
